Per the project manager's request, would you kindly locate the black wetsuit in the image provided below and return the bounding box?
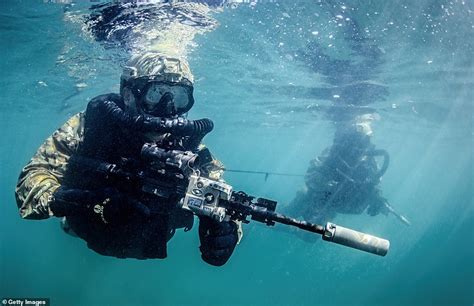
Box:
[63,94,193,259]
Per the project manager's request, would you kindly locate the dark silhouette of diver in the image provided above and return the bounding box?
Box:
[283,2,409,239]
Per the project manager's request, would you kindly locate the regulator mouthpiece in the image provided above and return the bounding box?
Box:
[322,222,390,256]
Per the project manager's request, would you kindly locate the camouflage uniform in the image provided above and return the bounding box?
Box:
[15,111,225,218]
[15,112,85,219]
[15,108,241,258]
[288,146,387,225]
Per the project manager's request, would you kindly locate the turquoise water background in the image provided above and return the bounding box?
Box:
[0,1,473,305]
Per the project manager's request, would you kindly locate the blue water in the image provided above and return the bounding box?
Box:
[1,1,473,305]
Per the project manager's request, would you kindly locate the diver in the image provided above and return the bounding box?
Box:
[15,52,241,266]
[286,117,409,238]
[279,2,409,239]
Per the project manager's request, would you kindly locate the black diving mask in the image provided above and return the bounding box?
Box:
[128,77,195,117]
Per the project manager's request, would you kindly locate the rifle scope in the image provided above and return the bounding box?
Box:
[141,143,199,171]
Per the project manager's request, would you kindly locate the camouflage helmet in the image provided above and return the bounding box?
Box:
[120,52,195,116]
[121,52,194,88]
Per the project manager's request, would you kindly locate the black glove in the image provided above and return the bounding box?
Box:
[51,186,150,225]
[367,196,390,217]
[198,217,238,266]
[367,204,380,216]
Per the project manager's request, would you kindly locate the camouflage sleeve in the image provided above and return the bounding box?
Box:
[15,113,85,219]
[196,144,243,242]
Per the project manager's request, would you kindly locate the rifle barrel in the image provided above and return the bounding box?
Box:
[249,207,389,256]
[384,202,411,226]
[268,211,325,234]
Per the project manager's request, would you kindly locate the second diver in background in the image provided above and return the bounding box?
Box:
[286,117,410,242]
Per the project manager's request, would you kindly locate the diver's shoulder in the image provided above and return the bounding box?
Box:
[90,93,123,104]
[87,93,124,110]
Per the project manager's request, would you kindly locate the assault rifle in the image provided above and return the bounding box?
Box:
[71,143,390,257]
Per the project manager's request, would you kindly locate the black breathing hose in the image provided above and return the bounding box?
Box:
[102,100,214,137]
[366,149,390,180]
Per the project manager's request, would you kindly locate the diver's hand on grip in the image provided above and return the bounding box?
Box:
[198,216,238,266]
[51,186,150,225]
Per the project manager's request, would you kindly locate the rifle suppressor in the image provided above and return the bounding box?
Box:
[322,222,389,256]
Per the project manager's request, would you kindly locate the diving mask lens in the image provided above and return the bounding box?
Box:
[142,82,194,116]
